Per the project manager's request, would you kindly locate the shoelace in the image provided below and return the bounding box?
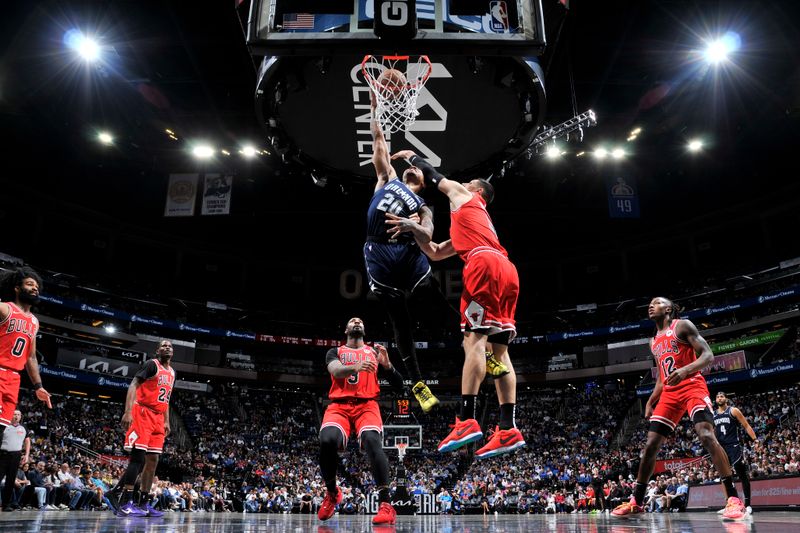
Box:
[416,386,433,402]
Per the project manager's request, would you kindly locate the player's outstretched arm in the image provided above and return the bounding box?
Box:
[371,98,397,191]
[666,320,713,386]
[25,337,52,409]
[390,150,472,208]
[731,407,757,441]
[419,239,456,262]
[645,366,663,419]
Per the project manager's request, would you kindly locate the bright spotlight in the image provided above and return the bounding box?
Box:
[104,325,116,334]
[703,32,740,65]
[611,148,626,159]
[688,139,704,152]
[192,145,214,159]
[593,148,608,160]
[97,131,113,145]
[77,37,100,61]
[546,145,562,159]
[240,145,257,158]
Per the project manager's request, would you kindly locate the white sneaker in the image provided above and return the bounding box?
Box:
[745,506,753,515]
[717,507,726,514]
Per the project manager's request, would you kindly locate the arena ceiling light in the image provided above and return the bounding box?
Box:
[546,145,563,159]
[611,148,626,160]
[104,324,116,333]
[192,145,215,159]
[593,148,608,160]
[688,139,704,152]
[702,32,741,65]
[97,131,114,145]
[64,30,101,62]
[239,145,258,158]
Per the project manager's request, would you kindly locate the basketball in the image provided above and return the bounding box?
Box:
[377,68,407,98]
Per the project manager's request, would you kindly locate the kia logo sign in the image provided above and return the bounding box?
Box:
[375,0,417,39]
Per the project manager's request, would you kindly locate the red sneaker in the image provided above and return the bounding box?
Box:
[437,417,483,452]
[722,496,746,521]
[372,502,397,524]
[611,498,644,517]
[475,426,526,459]
[317,487,342,521]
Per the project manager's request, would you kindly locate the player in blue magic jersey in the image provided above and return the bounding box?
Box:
[714,391,757,515]
[364,94,440,412]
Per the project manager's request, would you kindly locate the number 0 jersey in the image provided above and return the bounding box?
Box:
[135,359,175,414]
[651,319,706,393]
[326,344,381,400]
[0,302,39,371]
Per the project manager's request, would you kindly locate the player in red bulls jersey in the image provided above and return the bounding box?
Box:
[611,297,746,520]
[387,150,524,460]
[116,339,176,518]
[318,317,405,525]
[0,267,52,426]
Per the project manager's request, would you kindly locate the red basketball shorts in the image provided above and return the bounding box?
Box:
[650,384,714,433]
[320,399,383,450]
[125,404,166,454]
[0,369,20,426]
[460,247,519,340]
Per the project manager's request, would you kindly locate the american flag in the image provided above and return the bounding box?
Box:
[282,13,315,29]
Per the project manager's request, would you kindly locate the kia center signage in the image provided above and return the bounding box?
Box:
[57,349,140,377]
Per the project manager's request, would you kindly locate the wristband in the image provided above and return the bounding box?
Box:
[33,383,43,391]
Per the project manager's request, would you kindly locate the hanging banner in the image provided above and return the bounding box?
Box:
[164,173,198,217]
[710,329,786,354]
[201,174,233,216]
[607,175,640,219]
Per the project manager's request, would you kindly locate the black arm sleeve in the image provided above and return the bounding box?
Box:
[379,365,406,391]
[409,155,445,188]
[325,348,339,366]
[134,359,158,381]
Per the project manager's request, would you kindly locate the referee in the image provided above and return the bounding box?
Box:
[1,410,30,511]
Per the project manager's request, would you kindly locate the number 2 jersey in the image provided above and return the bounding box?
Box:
[326,344,381,400]
[367,179,425,244]
[0,302,39,371]
[134,358,175,414]
[651,319,706,394]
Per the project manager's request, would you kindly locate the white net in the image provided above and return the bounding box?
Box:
[362,55,432,134]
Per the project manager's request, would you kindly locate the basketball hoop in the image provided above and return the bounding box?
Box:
[396,442,408,462]
[362,54,432,134]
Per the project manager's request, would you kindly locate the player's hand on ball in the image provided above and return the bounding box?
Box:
[121,412,133,431]
[391,150,417,162]
[36,387,52,409]
[665,367,687,387]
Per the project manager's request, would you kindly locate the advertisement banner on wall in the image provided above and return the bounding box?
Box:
[655,457,705,474]
[650,351,747,380]
[688,476,800,508]
[709,329,786,354]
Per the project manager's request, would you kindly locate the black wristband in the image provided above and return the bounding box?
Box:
[409,155,443,187]
[33,383,43,391]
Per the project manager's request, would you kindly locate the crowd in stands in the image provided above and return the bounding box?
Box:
[3,379,798,515]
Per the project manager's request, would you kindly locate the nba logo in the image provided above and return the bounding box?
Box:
[489,1,509,32]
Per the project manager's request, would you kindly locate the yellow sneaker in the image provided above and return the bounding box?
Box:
[412,381,440,413]
[485,351,510,377]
